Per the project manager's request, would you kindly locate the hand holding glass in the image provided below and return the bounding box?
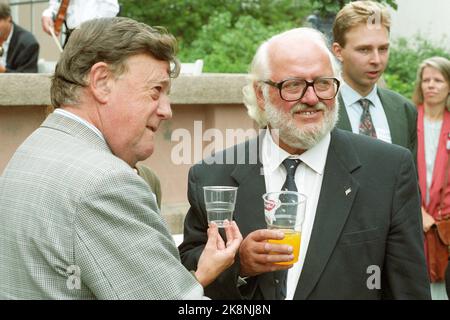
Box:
[263,191,306,265]
[203,186,238,228]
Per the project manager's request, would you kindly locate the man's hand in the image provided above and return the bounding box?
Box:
[239,229,294,277]
[422,207,436,232]
[195,220,243,287]
[42,16,59,36]
[0,64,5,73]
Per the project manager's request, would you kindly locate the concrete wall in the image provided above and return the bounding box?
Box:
[0,73,256,233]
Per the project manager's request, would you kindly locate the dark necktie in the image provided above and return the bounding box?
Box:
[281,158,301,192]
[275,158,301,300]
[358,98,377,138]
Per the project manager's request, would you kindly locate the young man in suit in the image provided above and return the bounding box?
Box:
[332,1,417,155]
[179,27,431,300]
[0,17,242,299]
[0,2,39,73]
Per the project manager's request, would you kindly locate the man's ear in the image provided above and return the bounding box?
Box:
[332,42,344,62]
[88,62,112,104]
[254,83,266,111]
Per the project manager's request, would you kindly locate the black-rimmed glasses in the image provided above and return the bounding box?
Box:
[262,77,340,101]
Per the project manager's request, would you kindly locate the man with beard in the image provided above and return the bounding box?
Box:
[179,28,430,300]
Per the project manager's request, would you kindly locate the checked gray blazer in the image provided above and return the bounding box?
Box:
[0,112,202,299]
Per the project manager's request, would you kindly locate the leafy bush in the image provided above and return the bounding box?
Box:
[178,12,296,73]
[121,0,309,47]
[384,35,450,99]
[121,0,312,72]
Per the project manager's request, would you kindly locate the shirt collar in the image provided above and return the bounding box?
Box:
[262,128,330,175]
[53,108,106,142]
[340,79,378,107]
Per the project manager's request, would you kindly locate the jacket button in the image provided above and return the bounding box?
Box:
[275,279,279,284]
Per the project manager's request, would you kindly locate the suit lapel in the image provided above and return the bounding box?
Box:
[294,129,361,299]
[6,24,19,67]
[337,93,352,131]
[231,135,281,299]
[231,136,267,234]
[377,88,405,146]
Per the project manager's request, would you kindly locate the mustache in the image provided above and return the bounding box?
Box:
[290,102,327,115]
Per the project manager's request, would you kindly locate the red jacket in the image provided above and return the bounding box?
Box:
[417,104,450,219]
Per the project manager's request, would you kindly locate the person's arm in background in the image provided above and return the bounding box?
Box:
[135,163,162,209]
[41,0,59,36]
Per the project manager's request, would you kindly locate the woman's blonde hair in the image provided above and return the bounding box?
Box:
[412,56,450,110]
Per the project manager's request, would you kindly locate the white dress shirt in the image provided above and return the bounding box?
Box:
[0,23,13,68]
[423,117,442,205]
[42,0,120,30]
[340,80,392,144]
[262,129,330,300]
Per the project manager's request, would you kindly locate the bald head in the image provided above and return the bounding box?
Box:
[259,28,338,80]
[243,27,340,127]
[267,29,336,81]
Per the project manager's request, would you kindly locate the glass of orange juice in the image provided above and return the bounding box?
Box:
[262,191,306,265]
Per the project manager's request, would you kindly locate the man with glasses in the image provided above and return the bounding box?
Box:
[179,27,430,299]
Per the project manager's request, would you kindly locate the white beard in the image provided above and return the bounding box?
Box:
[264,99,339,150]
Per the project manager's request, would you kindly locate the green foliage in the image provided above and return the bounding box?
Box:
[384,35,450,99]
[310,0,397,17]
[121,0,412,74]
[120,0,309,46]
[120,0,312,73]
[178,12,295,73]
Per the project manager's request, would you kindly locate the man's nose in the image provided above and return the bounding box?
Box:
[299,85,319,106]
[158,95,172,120]
[370,50,381,64]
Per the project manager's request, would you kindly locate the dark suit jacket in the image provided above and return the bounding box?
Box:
[5,23,39,73]
[179,129,431,300]
[336,88,417,157]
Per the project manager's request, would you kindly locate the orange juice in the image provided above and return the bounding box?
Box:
[268,229,301,265]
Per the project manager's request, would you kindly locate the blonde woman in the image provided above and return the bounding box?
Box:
[413,56,450,300]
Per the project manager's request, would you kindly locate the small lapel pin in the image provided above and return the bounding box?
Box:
[345,188,351,196]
